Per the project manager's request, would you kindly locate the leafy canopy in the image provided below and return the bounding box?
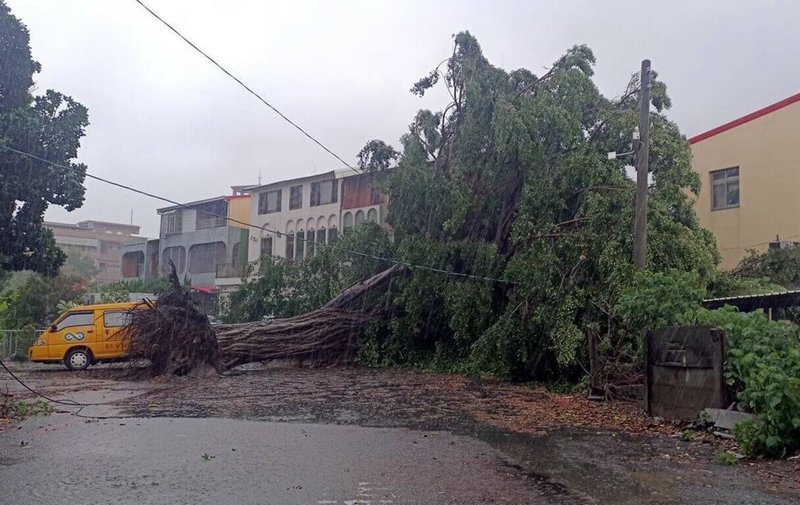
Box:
[0,0,89,275]
[363,32,718,379]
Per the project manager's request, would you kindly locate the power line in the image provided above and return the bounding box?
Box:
[131,0,361,176]
[0,356,101,408]
[0,356,131,419]
[1,145,519,285]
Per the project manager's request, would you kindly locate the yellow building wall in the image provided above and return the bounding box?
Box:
[226,195,251,229]
[691,100,800,270]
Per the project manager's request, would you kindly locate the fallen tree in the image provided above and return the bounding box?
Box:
[215,263,405,369]
[124,263,405,375]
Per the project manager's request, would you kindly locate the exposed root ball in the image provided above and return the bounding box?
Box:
[124,262,221,376]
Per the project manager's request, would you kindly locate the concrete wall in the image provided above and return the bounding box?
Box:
[691,96,800,269]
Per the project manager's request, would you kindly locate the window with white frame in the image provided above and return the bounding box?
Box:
[195,200,228,229]
[258,189,282,214]
[260,236,273,257]
[160,210,182,235]
[711,167,739,210]
[310,179,337,206]
[289,185,303,210]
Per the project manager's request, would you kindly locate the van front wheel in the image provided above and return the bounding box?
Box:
[65,348,91,371]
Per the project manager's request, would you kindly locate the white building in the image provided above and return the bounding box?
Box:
[246,170,387,262]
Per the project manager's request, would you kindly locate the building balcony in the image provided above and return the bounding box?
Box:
[215,262,245,279]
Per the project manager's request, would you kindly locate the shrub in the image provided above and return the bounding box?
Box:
[619,270,800,457]
[692,308,800,457]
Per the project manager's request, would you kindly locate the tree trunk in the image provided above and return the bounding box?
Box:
[215,264,406,370]
[123,264,406,375]
[215,308,373,369]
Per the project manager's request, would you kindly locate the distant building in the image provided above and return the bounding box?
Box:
[246,170,387,263]
[119,169,389,299]
[44,220,141,284]
[690,92,800,269]
[121,192,251,294]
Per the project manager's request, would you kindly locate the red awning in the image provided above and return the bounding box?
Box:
[191,286,218,294]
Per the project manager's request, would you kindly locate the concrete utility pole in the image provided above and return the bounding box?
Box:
[633,59,651,269]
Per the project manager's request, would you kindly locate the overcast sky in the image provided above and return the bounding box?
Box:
[7,0,800,237]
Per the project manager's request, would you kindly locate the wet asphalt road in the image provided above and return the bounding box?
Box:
[3,365,799,504]
[0,414,542,505]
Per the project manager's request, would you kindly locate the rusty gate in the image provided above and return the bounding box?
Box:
[645,326,727,420]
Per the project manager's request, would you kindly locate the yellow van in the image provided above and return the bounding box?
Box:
[28,302,145,370]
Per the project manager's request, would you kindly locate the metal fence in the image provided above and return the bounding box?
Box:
[0,329,44,361]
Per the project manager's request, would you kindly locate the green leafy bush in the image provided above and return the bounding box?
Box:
[692,308,800,457]
[619,270,800,457]
[617,269,705,336]
[220,221,394,324]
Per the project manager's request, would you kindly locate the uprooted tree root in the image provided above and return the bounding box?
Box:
[123,263,405,377]
[124,263,221,377]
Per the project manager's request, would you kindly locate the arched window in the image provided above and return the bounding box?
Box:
[354,210,365,226]
[162,246,186,274]
[307,227,315,257]
[189,242,226,274]
[296,230,305,261]
[285,233,295,260]
[343,212,354,232]
[122,251,144,278]
[367,208,378,222]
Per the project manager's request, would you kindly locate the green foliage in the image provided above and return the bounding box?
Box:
[0,1,89,275]
[1,395,52,419]
[221,222,393,323]
[691,308,800,457]
[357,139,399,174]
[61,247,100,280]
[617,269,706,336]
[733,248,800,289]
[95,277,170,303]
[11,399,53,418]
[707,271,784,298]
[0,272,87,329]
[618,269,800,457]
[355,32,719,381]
[713,451,738,466]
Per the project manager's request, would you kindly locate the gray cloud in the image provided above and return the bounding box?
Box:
[8,0,799,236]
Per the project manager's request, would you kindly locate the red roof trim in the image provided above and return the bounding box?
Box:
[225,194,250,200]
[688,92,800,145]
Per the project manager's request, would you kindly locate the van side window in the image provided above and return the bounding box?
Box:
[103,311,131,327]
[56,312,94,331]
